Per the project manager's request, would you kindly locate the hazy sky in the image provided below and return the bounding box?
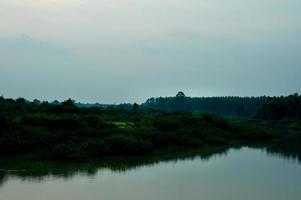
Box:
[0,0,300,103]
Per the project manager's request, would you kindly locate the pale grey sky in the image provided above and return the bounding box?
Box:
[0,0,300,103]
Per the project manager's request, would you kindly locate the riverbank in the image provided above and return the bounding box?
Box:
[0,99,281,160]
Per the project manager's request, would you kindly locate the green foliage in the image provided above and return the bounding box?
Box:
[257,93,301,120]
[142,93,268,118]
[105,134,154,155]
[0,96,279,160]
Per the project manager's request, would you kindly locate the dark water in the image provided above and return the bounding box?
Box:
[0,145,300,200]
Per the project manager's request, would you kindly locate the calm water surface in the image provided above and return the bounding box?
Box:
[0,147,300,200]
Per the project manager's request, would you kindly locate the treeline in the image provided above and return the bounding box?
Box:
[0,96,275,160]
[257,93,301,120]
[141,92,267,118]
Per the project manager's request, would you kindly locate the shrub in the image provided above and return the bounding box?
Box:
[106,134,154,155]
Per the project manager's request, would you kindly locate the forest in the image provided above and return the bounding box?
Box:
[141,92,267,118]
[142,92,301,119]
[257,93,301,120]
[0,93,300,161]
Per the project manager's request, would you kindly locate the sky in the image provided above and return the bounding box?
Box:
[0,0,300,103]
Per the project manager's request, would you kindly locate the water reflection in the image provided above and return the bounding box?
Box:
[0,147,231,187]
[264,133,301,163]
[0,140,300,188]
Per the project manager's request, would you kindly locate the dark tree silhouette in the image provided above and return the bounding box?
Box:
[176,91,186,98]
[133,103,139,109]
[62,99,75,107]
[257,93,301,120]
[142,92,268,118]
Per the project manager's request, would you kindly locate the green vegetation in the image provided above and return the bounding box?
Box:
[257,93,301,120]
[0,96,279,161]
[76,92,301,120]
[141,92,267,118]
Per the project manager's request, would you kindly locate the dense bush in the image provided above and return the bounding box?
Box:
[0,96,277,160]
[257,93,301,120]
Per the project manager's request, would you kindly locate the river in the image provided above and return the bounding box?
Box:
[0,146,300,200]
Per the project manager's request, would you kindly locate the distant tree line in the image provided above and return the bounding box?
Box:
[1,92,300,120]
[141,92,268,118]
[257,93,301,120]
